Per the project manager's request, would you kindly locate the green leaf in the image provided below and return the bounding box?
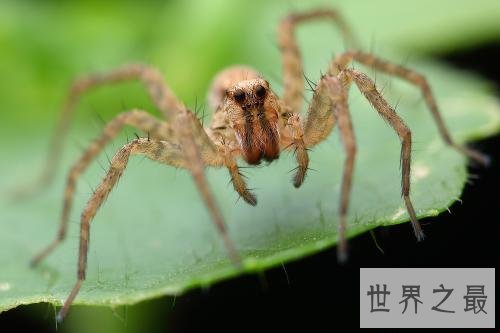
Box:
[1,0,500,315]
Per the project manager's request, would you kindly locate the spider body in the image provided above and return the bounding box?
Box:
[24,8,488,322]
[219,76,281,166]
[207,65,318,193]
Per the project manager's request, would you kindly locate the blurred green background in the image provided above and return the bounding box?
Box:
[1,0,500,332]
[1,0,500,130]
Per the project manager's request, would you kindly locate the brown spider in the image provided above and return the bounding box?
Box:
[26,9,488,321]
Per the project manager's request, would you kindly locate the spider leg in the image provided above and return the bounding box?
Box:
[285,113,309,188]
[341,68,425,242]
[303,74,339,147]
[175,111,241,266]
[289,74,340,187]
[302,75,354,262]
[331,51,489,166]
[55,138,170,321]
[30,110,181,266]
[224,152,257,205]
[11,64,185,200]
[30,108,236,266]
[278,8,358,115]
[55,134,236,322]
[324,76,355,262]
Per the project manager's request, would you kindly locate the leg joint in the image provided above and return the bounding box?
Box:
[399,126,412,143]
[77,269,86,280]
[346,143,357,156]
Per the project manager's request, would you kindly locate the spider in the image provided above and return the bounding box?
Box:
[27,8,488,321]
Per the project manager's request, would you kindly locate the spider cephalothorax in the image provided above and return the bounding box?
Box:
[24,8,488,321]
[224,79,281,165]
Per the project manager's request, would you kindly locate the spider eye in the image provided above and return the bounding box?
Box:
[255,85,266,98]
[233,90,246,103]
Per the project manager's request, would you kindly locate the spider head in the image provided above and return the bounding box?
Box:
[224,78,281,165]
